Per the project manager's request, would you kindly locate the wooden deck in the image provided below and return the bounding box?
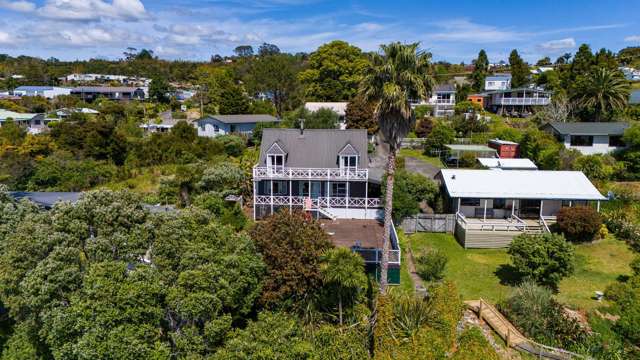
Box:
[455,217,546,249]
[319,219,384,249]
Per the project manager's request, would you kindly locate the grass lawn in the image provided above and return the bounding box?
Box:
[398,148,444,168]
[396,231,415,294]
[409,233,634,310]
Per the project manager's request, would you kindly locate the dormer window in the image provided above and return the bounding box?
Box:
[340,155,358,170]
[266,141,286,172]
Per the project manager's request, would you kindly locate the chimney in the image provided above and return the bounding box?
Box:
[299,118,305,136]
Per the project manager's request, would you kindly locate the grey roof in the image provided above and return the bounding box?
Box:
[198,114,279,124]
[15,86,54,91]
[9,192,81,208]
[486,75,511,81]
[258,128,369,168]
[435,84,456,93]
[71,86,143,93]
[543,122,629,136]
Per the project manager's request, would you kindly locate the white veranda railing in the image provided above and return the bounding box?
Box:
[254,196,382,209]
[253,166,368,180]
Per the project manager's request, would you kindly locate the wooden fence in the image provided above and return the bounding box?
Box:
[400,214,456,234]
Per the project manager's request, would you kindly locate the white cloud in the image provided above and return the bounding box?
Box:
[37,0,147,21]
[624,35,640,42]
[0,0,35,12]
[429,19,522,43]
[538,37,576,51]
[0,31,13,44]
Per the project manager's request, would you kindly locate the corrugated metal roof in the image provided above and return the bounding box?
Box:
[439,169,605,200]
[71,86,142,93]
[477,158,538,170]
[0,109,40,121]
[544,122,629,136]
[15,86,54,91]
[198,114,279,124]
[435,84,456,92]
[258,128,369,168]
[304,102,348,116]
[446,144,497,152]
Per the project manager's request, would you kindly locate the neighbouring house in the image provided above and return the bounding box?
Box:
[13,86,72,99]
[488,138,519,158]
[444,144,497,167]
[620,66,640,81]
[437,169,606,248]
[483,88,551,116]
[477,158,538,170]
[304,102,348,129]
[630,89,640,105]
[54,107,99,118]
[71,86,147,102]
[140,111,184,133]
[484,74,512,91]
[541,122,629,155]
[0,109,48,134]
[196,114,279,137]
[63,73,150,86]
[467,94,485,108]
[411,84,456,117]
[253,128,399,282]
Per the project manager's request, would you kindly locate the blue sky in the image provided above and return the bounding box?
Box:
[0,0,638,63]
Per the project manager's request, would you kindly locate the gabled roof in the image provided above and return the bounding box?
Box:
[198,114,279,124]
[543,122,629,136]
[266,141,287,155]
[258,129,369,168]
[338,143,359,156]
[435,84,456,93]
[439,169,606,200]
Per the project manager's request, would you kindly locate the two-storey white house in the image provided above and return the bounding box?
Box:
[484,74,512,91]
[542,122,629,155]
[410,84,456,117]
[253,128,382,220]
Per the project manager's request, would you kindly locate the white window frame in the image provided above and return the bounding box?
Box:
[340,155,358,171]
[267,154,284,171]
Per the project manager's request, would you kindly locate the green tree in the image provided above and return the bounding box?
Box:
[299,41,370,101]
[218,83,249,115]
[0,119,27,146]
[423,121,455,155]
[149,75,172,104]
[573,67,630,121]
[250,210,333,308]
[470,49,489,92]
[508,49,529,88]
[386,169,439,222]
[345,94,378,135]
[247,54,301,115]
[508,233,575,289]
[536,56,552,66]
[320,248,367,325]
[360,42,434,292]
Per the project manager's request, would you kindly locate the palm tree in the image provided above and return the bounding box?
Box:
[574,67,630,121]
[360,43,434,293]
[320,248,367,325]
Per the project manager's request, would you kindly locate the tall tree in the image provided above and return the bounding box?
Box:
[247,54,301,115]
[320,248,367,325]
[233,45,254,58]
[573,67,630,121]
[218,84,249,115]
[149,75,171,104]
[257,43,280,56]
[508,49,529,88]
[470,49,489,92]
[536,56,552,66]
[298,40,370,101]
[360,42,434,292]
[345,94,378,135]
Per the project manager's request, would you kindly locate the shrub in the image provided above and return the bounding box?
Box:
[416,249,447,282]
[498,281,588,348]
[451,327,499,360]
[414,118,434,138]
[423,122,455,155]
[386,169,439,222]
[556,206,603,242]
[508,233,575,288]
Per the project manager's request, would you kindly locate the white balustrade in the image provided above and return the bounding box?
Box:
[253,166,369,180]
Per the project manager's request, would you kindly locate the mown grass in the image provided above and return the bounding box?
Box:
[398,148,444,168]
[409,232,634,310]
[395,231,415,294]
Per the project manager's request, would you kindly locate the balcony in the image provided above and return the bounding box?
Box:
[496,97,550,106]
[253,166,369,181]
[254,195,381,209]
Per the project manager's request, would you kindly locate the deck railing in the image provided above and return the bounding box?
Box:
[497,97,550,106]
[353,221,401,265]
[456,212,528,232]
[253,166,368,180]
[254,195,382,209]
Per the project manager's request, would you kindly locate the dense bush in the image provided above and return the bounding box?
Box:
[415,249,448,282]
[603,209,640,252]
[414,117,434,138]
[508,233,575,288]
[451,327,500,360]
[556,206,603,242]
[498,281,588,349]
[386,169,439,221]
[423,121,455,155]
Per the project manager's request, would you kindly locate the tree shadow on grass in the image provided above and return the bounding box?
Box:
[494,264,525,286]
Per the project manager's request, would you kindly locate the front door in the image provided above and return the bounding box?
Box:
[519,199,540,218]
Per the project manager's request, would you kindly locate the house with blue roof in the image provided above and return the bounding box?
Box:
[13,86,71,99]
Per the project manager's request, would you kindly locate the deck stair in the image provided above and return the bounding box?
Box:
[317,207,338,221]
[465,299,589,359]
